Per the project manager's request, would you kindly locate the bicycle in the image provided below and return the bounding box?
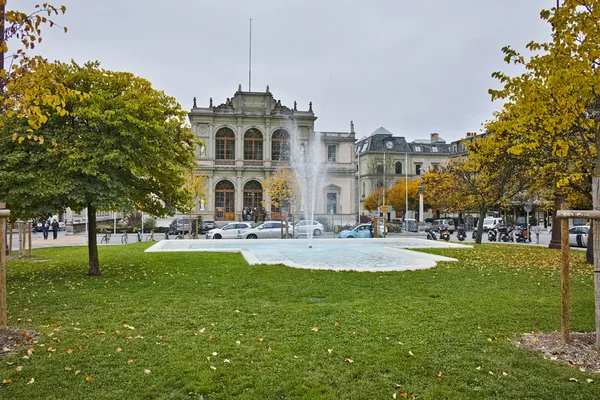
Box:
[100,230,111,244]
[121,230,128,244]
[145,230,155,241]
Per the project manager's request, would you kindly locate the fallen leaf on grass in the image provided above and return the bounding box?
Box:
[223,359,230,363]
[65,348,73,354]
[335,321,340,326]
[399,392,408,398]
[2,379,12,384]
[437,371,442,377]
[15,366,22,371]
[408,351,414,356]
[209,366,216,370]
[258,338,264,342]
[587,379,594,383]
[328,349,333,354]
[85,376,93,383]
[311,327,319,332]
[27,378,34,385]
[116,348,122,353]
[27,348,34,356]
[75,370,80,375]
[64,367,72,371]
[47,347,56,352]
[198,328,205,334]
[569,378,579,382]
[144,369,151,374]
[127,360,134,365]
[344,358,354,363]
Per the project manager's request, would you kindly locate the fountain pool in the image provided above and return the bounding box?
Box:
[145,238,471,272]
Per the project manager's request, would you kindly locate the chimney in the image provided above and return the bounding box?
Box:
[430,132,439,144]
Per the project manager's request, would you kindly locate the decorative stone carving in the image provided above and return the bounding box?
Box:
[294,101,297,111]
[193,97,197,108]
[350,120,354,133]
[210,98,213,107]
[309,102,313,112]
[266,85,270,93]
[238,84,242,91]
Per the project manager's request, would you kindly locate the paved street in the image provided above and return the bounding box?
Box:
[5,227,558,252]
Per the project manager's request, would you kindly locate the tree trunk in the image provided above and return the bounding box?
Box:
[549,195,562,249]
[475,209,486,244]
[87,204,101,276]
[560,206,570,344]
[593,177,600,350]
[586,220,593,265]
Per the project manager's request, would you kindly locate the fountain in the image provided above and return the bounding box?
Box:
[145,119,471,272]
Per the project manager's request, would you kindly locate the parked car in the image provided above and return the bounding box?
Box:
[206,222,252,239]
[432,219,455,233]
[168,218,196,235]
[293,220,324,238]
[338,223,383,238]
[201,221,217,233]
[242,221,291,239]
[569,225,589,248]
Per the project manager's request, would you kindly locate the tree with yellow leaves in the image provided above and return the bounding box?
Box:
[487,0,600,346]
[262,166,300,238]
[0,2,80,137]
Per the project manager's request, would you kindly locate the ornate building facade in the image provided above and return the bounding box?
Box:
[188,86,357,223]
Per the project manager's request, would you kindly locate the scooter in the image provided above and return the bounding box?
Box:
[426,229,438,240]
[439,228,451,241]
[488,228,498,242]
[498,226,514,242]
[515,226,531,243]
[456,226,467,242]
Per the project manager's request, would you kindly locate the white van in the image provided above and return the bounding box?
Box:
[483,217,503,231]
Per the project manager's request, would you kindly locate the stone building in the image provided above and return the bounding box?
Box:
[188,86,357,224]
[356,127,453,219]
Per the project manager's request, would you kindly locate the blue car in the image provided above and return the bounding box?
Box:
[338,223,379,238]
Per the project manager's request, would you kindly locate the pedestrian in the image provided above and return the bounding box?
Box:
[42,219,49,240]
[262,207,266,222]
[254,207,258,223]
[242,207,247,221]
[51,219,59,240]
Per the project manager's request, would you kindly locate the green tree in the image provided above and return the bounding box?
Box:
[0,61,199,275]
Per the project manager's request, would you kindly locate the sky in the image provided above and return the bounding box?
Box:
[17,0,554,143]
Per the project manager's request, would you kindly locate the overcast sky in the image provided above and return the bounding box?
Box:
[17,0,553,142]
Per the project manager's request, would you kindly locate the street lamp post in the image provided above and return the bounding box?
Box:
[419,182,424,233]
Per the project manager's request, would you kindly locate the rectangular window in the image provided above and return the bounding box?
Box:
[416,164,422,175]
[326,193,338,214]
[327,145,337,162]
[432,147,438,153]
[414,146,421,152]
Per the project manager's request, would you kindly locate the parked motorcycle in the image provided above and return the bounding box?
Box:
[456,226,467,242]
[488,228,498,242]
[472,227,478,240]
[514,226,531,243]
[498,226,514,242]
[426,229,438,240]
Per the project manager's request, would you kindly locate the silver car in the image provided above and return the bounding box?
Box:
[207,222,253,239]
[569,225,589,248]
[242,221,291,239]
[293,220,324,238]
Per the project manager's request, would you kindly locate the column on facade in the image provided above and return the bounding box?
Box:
[208,124,214,159]
[207,175,214,215]
[236,172,243,221]
[236,123,243,162]
[265,125,271,163]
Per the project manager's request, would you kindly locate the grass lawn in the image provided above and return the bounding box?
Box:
[0,242,597,399]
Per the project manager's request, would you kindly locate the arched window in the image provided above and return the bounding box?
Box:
[215,128,235,160]
[271,129,290,161]
[244,129,263,160]
[243,180,263,211]
[215,180,235,220]
[395,162,402,175]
